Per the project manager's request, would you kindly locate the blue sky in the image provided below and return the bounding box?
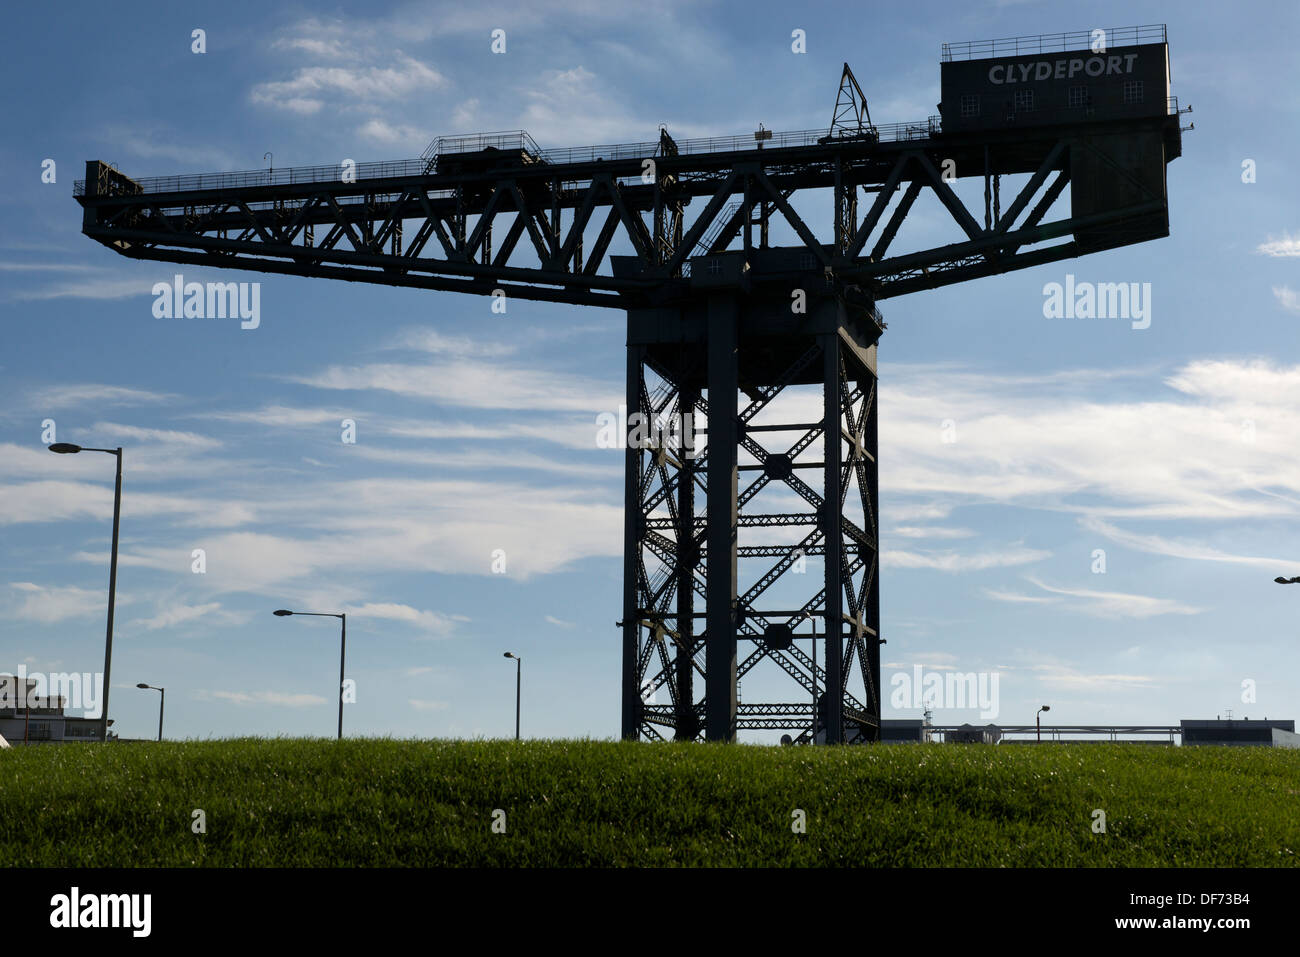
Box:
[1,0,1298,742]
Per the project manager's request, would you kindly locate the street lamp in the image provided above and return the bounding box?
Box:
[1036,704,1051,743]
[503,652,521,741]
[273,609,346,739]
[136,683,164,741]
[49,442,122,743]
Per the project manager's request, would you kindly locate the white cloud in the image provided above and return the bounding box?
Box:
[288,358,620,412]
[7,582,114,623]
[28,384,176,409]
[11,278,153,302]
[342,602,464,637]
[888,525,975,540]
[885,547,1050,571]
[1028,663,1159,690]
[388,328,516,358]
[130,602,227,632]
[409,699,449,711]
[251,55,446,114]
[192,405,355,428]
[88,423,222,450]
[1257,234,1300,257]
[981,588,1059,605]
[876,359,1300,522]
[1273,286,1300,313]
[519,66,663,146]
[1083,517,1299,571]
[450,98,480,130]
[93,477,621,587]
[201,690,327,707]
[0,262,98,272]
[1022,576,1202,619]
[357,118,429,149]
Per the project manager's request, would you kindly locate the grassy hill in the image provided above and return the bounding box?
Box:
[3,738,1299,866]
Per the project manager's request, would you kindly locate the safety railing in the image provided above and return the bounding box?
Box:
[75,118,948,198]
[941,24,1167,61]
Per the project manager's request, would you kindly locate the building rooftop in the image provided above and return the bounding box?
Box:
[941,24,1167,62]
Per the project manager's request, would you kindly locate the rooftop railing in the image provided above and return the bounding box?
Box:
[941,23,1167,61]
[75,118,944,197]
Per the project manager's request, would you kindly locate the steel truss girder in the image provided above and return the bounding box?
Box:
[75,114,1177,307]
[622,293,881,744]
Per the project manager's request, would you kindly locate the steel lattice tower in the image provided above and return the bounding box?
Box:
[73,31,1185,743]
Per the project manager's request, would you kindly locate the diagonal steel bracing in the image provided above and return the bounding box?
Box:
[622,292,882,743]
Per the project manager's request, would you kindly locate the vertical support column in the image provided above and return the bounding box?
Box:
[621,345,644,740]
[675,383,698,740]
[705,295,738,743]
[822,332,844,744]
[82,161,101,232]
[864,361,882,738]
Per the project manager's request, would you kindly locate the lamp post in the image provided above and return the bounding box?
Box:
[136,683,164,741]
[1036,704,1051,743]
[49,442,122,743]
[273,610,346,739]
[503,652,521,740]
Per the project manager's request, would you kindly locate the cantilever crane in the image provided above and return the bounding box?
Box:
[74,28,1185,743]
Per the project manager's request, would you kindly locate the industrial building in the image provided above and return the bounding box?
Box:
[1180,719,1299,748]
[0,674,107,744]
[893,718,1300,746]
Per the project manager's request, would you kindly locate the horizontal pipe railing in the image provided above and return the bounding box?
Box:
[941,24,1167,61]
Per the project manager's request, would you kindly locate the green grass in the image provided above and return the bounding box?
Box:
[2,738,1299,866]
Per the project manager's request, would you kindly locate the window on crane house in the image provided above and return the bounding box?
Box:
[960,94,980,118]
[1014,89,1034,112]
[1069,86,1091,109]
[707,258,722,276]
[1123,80,1144,105]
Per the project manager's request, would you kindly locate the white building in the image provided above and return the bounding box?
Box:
[0,673,109,744]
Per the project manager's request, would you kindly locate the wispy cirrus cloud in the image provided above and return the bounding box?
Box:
[342,602,466,637]
[87,422,222,450]
[129,602,248,632]
[1082,517,1300,572]
[1028,662,1160,690]
[1010,576,1203,619]
[286,359,620,412]
[27,384,176,409]
[1257,233,1300,257]
[884,546,1050,572]
[199,689,327,707]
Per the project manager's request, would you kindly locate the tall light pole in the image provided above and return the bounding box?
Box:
[1036,704,1051,743]
[49,442,122,743]
[503,652,521,740]
[273,610,346,739]
[136,683,164,741]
